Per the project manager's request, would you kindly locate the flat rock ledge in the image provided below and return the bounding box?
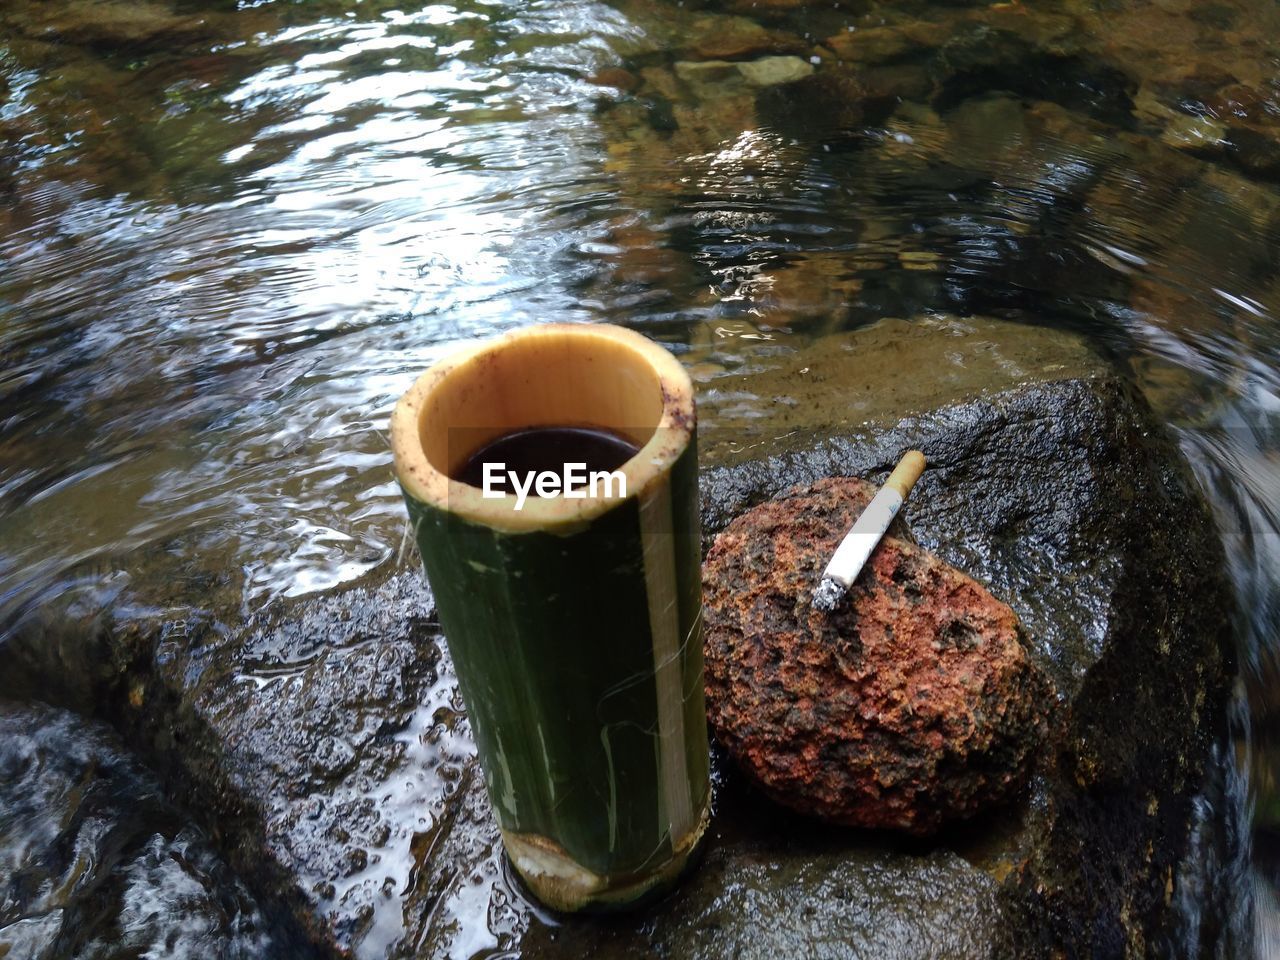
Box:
[0,322,1241,959]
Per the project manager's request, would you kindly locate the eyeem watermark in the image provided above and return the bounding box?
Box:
[482,462,626,510]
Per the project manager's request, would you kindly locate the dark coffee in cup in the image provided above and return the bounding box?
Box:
[452,425,640,495]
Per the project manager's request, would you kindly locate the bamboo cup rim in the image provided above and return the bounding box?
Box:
[390,323,695,534]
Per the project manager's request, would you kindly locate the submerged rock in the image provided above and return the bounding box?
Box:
[1224,127,1280,182]
[737,55,815,88]
[684,15,805,61]
[1,0,228,52]
[825,24,927,65]
[703,476,1054,835]
[586,67,639,92]
[755,69,867,139]
[672,59,742,86]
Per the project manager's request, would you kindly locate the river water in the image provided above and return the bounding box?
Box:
[0,0,1276,956]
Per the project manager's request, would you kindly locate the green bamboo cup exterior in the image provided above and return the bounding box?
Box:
[389,323,710,912]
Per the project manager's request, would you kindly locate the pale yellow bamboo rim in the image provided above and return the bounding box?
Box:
[390,323,695,534]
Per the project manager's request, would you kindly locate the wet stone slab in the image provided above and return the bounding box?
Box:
[0,701,291,959]
[519,818,1013,960]
[0,316,1240,958]
[109,573,504,958]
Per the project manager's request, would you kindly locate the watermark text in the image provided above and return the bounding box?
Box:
[481,462,626,510]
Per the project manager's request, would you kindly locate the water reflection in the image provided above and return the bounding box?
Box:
[0,0,641,618]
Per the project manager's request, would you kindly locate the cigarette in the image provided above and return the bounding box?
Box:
[812,450,927,612]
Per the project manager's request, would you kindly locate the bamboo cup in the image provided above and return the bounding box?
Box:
[389,323,710,912]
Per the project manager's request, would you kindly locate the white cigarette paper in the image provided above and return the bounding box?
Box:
[819,486,904,589]
[812,450,926,612]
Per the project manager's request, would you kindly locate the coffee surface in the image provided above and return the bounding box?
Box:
[452,425,640,494]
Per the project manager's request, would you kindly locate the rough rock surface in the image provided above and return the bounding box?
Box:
[107,572,483,959]
[519,824,1014,959]
[0,701,292,959]
[696,351,1237,958]
[0,320,1239,959]
[703,476,1054,834]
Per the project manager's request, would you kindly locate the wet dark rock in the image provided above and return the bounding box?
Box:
[520,835,1013,959]
[1224,127,1280,182]
[756,70,867,142]
[931,27,1137,127]
[703,476,1054,834]
[0,318,1237,956]
[3,569,480,958]
[110,572,460,958]
[699,357,1235,956]
[0,701,295,959]
[684,15,806,61]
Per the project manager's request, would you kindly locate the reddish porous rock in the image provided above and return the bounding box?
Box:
[703,476,1054,835]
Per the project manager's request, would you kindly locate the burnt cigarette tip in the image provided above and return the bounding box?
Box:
[812,576,846,612]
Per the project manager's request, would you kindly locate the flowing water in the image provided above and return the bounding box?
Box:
[0,0,1277,956]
